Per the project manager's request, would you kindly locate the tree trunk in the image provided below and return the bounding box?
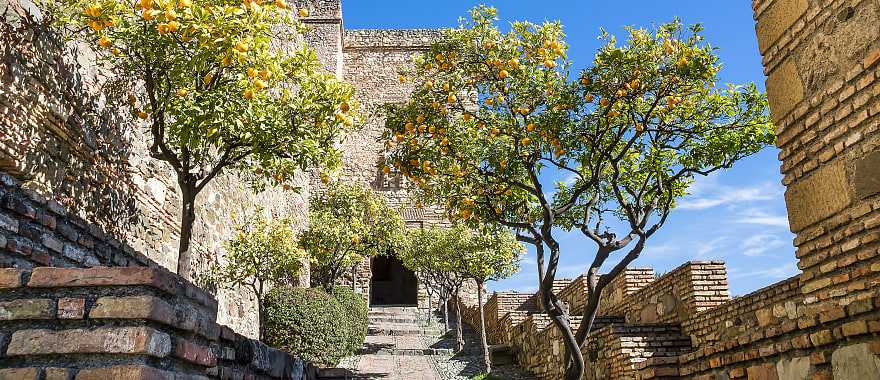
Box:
[257,295,266,342]
[542,285,584,380]
[177,183,197,278]
[442,295,449,333]
[454,291,464,352]
[477,281,491,374]
[427,290,434,324]
[351,263,357,292]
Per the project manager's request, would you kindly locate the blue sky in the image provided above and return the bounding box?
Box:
[343,1,798,296]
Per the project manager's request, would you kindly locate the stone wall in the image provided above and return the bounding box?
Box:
[0,0,311,337]
[0,265,325,380]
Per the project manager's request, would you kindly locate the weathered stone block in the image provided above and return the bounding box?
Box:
[173,338,218,367]
[74,365,209,380]
[832,343,880,379]
[776,356,810,380]
[27,267,178,295]
[5,326,171,357]
[43,368,70,380]
[0,268,22,289]
[785,161,851,232]
[0,299,54,320]
[755,0,808,53]
[57,298,85,319]
[854,150,880,199]
[89,295,174,323]
[747,363,779,380]
[0,368,39,380]
[766,59,805,124]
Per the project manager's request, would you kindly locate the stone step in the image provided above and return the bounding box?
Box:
[355,347,453,356]
[369,316,421,324]
[367,325,441,336]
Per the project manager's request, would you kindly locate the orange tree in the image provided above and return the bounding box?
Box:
[51,0,356,276]
[381,7,774,379]
[459,226,522,374]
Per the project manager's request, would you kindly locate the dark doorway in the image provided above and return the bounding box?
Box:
[370,255,418,306]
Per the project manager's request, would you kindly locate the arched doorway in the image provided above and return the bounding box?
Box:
[370,255,418,306]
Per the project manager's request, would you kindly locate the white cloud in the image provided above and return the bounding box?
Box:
[729,263,798,280]
[678,182,781,210]
[740,233,787,257]
[735,208,790,228]
[695,237,729,258]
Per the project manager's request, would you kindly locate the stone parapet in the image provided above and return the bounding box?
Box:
[0,266,322,380]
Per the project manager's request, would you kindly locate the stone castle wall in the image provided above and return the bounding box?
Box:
[0,0,318,337]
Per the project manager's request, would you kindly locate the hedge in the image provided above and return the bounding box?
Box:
[264,286,368,366]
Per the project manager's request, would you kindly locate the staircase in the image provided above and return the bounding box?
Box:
[325,306,450,379]
[362,306,451,355]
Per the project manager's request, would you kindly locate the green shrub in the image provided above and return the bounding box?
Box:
[332,286,369,353]
[264,286,368,366]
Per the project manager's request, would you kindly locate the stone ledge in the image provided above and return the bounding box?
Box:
[5,326,171,357]
[75,365,210,380]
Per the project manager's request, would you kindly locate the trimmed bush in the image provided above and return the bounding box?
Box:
[264,286,368,366]
[332,286,369,354]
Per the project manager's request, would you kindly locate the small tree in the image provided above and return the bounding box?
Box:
[300,183,405,290]
[382,7,774,379]
[52,0,356,276]
[207,210,303,341]
[460,227,522,374]
[399,226,471,351]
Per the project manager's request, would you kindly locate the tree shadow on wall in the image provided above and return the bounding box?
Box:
[0,1,146,248]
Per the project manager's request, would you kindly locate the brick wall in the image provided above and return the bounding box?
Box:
[604,262,729,325]
[0,266,324,379]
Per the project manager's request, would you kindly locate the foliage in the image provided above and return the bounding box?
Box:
[382,6,774,379]
[300,182,405,289]
[205,210,302,340]
[50,0,357,273]
[399,224,522,355]
[264,286,367,366]
[332,286,369,354]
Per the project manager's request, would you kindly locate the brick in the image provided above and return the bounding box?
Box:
[42,234,64,253]
[0,268,22,289]
[90,295,174,324]
[27,267,178,295]
[5,326,171,357]
[819,306,846,323]
[0,212,18,233]
[810,329,834,347]
[57,298,85,319]
[729,367,745,378]
[0,368,39,380]
[43,368,71,380]
[842,320,869,337]
[865,48,880,68]
[785,161,852,232]
[746,363,779,380]
[0,299,54,320]
[173,338,218,367]
[74,365,186,380]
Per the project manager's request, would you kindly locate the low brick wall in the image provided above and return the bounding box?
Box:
[604,261,729,324]
[0,266,322,379]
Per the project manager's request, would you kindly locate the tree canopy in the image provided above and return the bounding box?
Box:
[206,210,303,340]
[382,6,774,379]
[52,0,356,275]
[300,183,405,290]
